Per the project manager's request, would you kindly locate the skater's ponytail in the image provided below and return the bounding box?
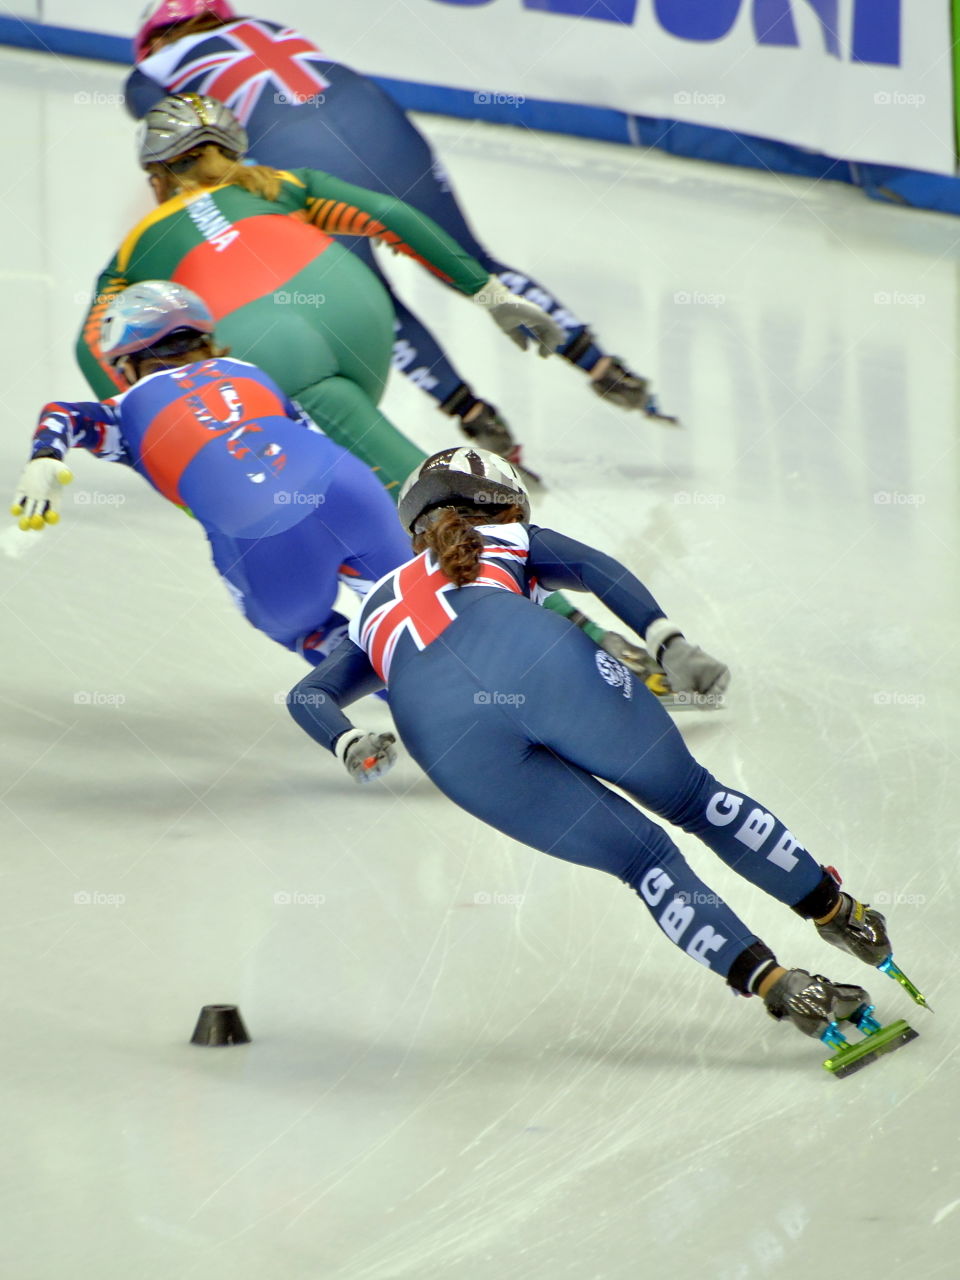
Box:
[148,145,284,203]
[413,504,527,587]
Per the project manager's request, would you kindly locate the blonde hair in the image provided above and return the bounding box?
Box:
[148,144,284,202]
[413,504,527,587]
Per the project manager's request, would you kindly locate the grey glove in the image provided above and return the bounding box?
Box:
[334,729,398,783]
[473,276,565,357]
[660,636,730,699]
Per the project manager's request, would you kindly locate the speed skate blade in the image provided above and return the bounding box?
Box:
[823,1019,918,1080]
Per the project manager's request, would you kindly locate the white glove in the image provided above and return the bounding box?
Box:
[10,456,73,531]
[645,618,729,699]
[473,276,565,357]
[334,729,398,784]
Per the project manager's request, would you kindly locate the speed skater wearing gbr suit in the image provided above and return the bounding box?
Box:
[286,447,927,1068]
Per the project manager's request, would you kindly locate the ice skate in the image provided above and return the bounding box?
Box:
[762,968,918,1078]
[457,400,542,487]
[816,881,931,1010]
[588,356,679,424]
[815,892,891,966]
[763,968,869,1039]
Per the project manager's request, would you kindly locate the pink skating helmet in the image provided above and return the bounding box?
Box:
[134,0,238,63]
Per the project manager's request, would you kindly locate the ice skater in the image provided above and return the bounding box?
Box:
[286,447,926,1068]
[77,92,564,494]
[124,1,677,466]
[13,281,412,663]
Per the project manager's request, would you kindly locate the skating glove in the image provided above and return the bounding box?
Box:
[334,729,398,783]
[646,619,729,700]
[474,276,564,357]
[598,630,657,678]
[10,455,73,531]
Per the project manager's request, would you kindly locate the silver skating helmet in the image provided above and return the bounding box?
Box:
[137,92,248,167]
[397,446,531,536]
[100,280,215,365]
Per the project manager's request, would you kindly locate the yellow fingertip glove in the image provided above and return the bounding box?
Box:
[44,510,60,525]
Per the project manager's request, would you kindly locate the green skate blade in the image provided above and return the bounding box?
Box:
[823,1020,918,1080]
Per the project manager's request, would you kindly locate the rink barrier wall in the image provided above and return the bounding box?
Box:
[2,14,960,217]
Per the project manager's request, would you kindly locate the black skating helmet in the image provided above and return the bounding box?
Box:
[397,446,531,536]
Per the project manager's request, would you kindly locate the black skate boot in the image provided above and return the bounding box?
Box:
[440,385,541,486]
[816,893,891,967]
[588,356,679,424]
[762,969,870,1039]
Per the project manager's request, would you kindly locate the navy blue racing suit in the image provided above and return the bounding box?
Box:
[287,523,827,981]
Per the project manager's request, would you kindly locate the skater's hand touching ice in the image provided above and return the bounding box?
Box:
[335,729,398,783]
[645,619,729,703]
[474,276,564,357]
[660,638,729,700]
[10,456,73,531]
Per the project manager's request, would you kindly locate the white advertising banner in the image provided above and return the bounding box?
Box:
[20,0,960,174]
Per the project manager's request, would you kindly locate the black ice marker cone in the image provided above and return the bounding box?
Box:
[190,1004,251,1047]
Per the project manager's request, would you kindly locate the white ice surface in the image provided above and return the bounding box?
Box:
[0,44,958,1280]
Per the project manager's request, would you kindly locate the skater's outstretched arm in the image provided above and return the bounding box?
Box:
[287,169,563,355]
[528,525,730,698]
[10,398,132,532]
[287,638,384,752]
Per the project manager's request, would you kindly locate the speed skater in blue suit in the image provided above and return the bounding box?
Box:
[125,1,678,468]
[11,281,410,664]
[286,446,926,1063]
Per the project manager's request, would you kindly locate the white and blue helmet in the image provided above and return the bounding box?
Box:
[100,280,215,366]
[397,446,531,536]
